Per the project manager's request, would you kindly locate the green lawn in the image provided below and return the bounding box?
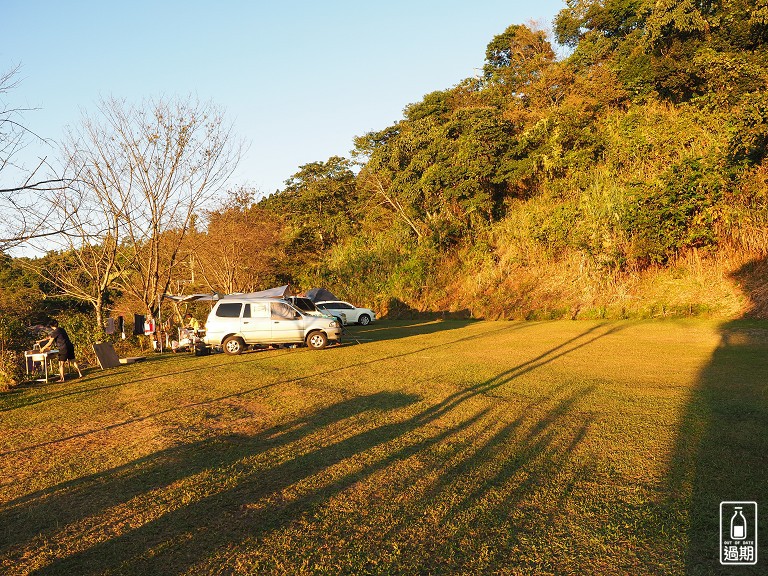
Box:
[1,320,766,575]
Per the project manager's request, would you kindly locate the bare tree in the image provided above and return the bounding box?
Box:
[24,180,125,329]
[0,65,68,251]
[25,96,241,327]
[56,96,242,318]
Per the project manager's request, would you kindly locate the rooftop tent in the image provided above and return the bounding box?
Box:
[306,287,338,302]
[222,285,292,299]
[162,293,222,302]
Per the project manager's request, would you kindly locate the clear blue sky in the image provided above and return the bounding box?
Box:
[3,0,566,197]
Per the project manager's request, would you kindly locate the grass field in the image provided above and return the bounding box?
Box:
[1,319,767,575]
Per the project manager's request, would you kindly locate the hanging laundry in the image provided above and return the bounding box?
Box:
[133,314,145,336]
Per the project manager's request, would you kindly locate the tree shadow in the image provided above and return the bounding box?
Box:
[664,257,768,575]
[0,324,619,575]
[1,320,521,418]
[0,391,421,573]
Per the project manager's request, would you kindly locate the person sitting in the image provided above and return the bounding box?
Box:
[184,313,201,333]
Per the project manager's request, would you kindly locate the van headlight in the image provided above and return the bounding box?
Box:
[329,321,338,328]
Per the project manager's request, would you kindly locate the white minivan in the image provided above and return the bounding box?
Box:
[203,297,342,354]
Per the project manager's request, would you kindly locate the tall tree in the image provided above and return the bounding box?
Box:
[262,156,358,260]
[55,96,241,319]
[194,188,284,294]
[483,24,556,95]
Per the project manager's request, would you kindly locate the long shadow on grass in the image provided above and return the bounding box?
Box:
[1,323,530,457]
[0,320,476,415]
[2,323,616,575]
[0,392,421,570]
[663,259,768,575]
[344,317,476,344]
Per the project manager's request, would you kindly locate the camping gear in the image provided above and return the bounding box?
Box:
[306,287,338,303]
[24,349,58,383]
[92,343,145,369]
[163,293,221,303]
[221,285,292,299]
[133,314,145,336]
[194,342,211,356]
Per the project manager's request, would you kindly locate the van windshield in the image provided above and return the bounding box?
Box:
[291,298,316,312]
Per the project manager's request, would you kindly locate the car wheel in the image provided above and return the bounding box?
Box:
[223,336,245,355]
[306,331,328,350]
[358,314,371,326]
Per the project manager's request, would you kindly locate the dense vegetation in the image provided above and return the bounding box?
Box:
[3,1,768,383]
[261,0,768,319]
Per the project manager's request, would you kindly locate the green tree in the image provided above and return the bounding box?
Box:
[262,156,358,261]
[555,0,768,102]
[483,24,556,94]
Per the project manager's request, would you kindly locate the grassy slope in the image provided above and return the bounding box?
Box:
[1,320,766,575]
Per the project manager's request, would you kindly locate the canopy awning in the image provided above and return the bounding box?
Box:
[164,285,293,303]
[162,293,222,303]
[222,285,292,299]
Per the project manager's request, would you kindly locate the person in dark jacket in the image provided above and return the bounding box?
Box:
[38,319,83,382]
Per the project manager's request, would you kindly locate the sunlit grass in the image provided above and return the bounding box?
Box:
[1,319,766,575]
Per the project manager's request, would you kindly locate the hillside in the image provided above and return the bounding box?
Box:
[261,1,768,320]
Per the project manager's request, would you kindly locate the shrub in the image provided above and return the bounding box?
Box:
[59,312,99,367]
[0,350,25,390]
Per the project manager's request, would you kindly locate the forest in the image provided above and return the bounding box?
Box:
[2,0,768,382]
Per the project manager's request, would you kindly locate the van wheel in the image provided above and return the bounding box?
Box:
[358,314,371,326]
[306,331,328,350]
[223,336,245,355]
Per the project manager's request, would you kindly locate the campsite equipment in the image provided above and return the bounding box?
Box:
[92,343,145,369]
[24,349,58,383]
[306,287,338,303]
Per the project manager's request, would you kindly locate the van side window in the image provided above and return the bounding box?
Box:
[271,302,297,320]
[216,303,242,318]
[243,304,251,318]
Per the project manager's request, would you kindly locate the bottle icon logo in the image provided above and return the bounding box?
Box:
[730,507,747,540]
[720,502,758,565]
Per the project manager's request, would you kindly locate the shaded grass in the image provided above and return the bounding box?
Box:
[1,319,765,575]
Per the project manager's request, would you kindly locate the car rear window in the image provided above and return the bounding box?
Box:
[216,303,242,318]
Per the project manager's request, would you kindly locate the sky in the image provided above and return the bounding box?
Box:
[3,0,566,197]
